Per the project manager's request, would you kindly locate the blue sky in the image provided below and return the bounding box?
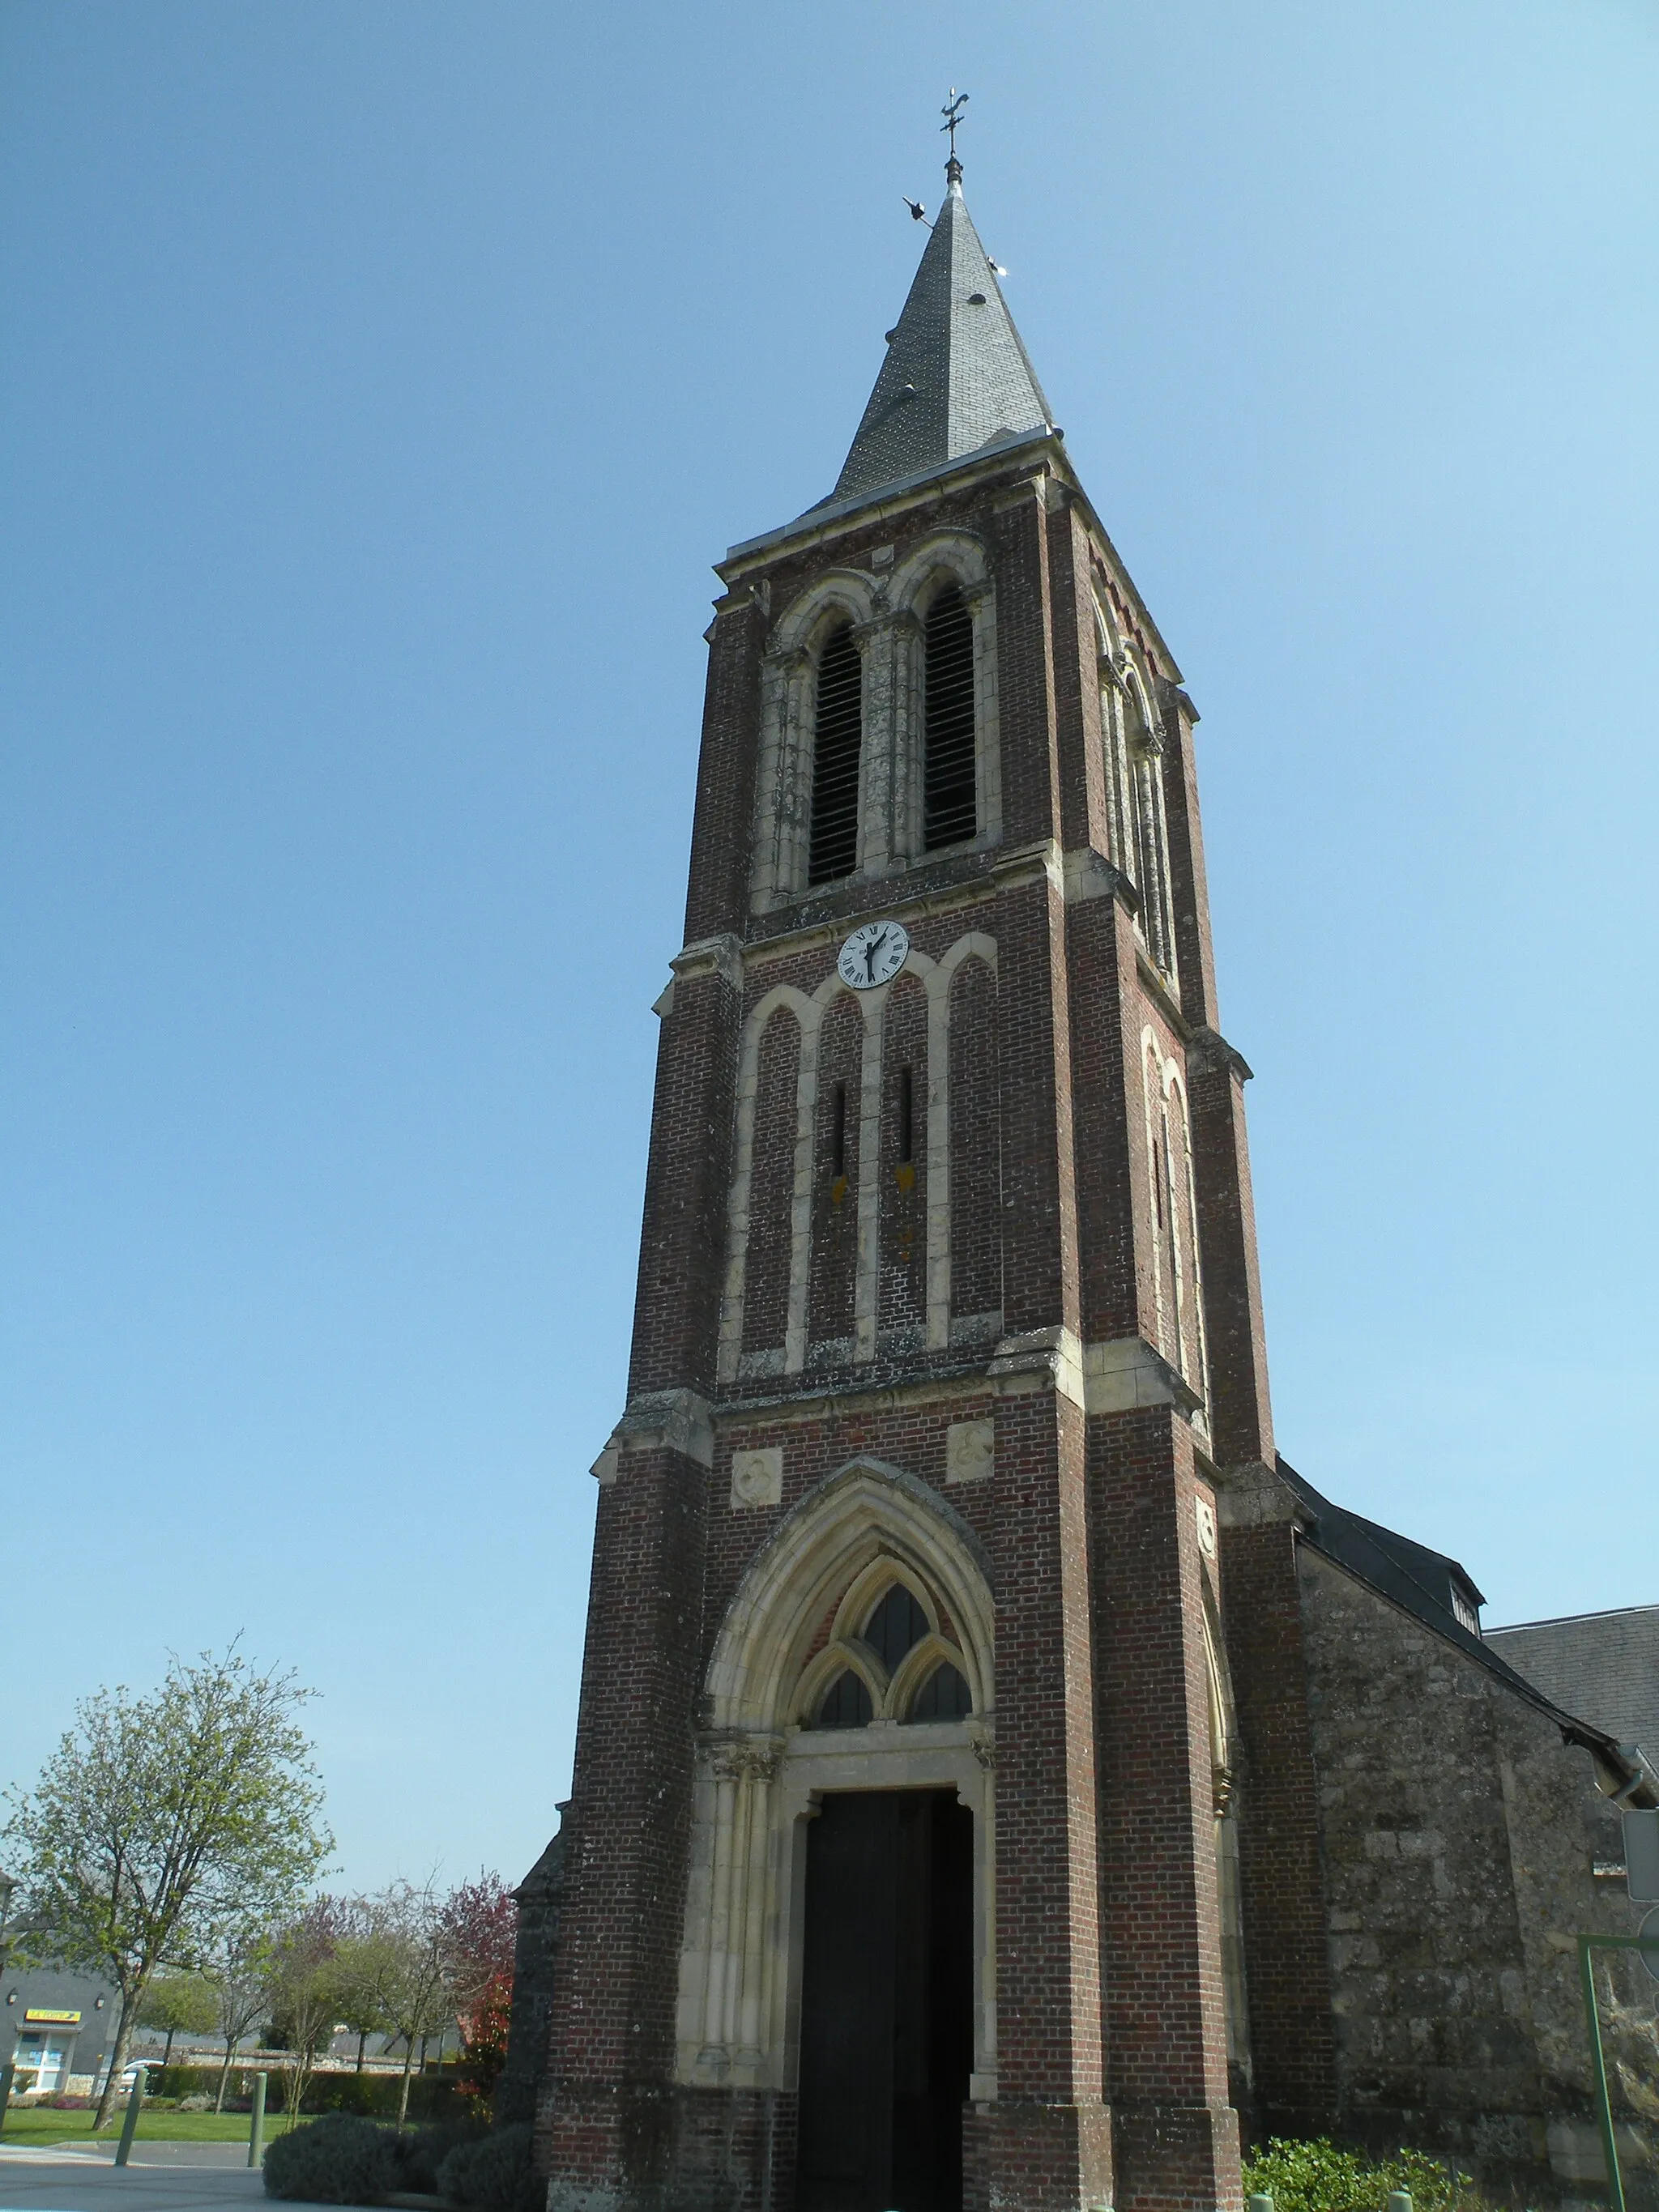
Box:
[2,0,1656,1894]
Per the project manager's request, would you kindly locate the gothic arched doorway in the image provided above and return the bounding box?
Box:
[676,1457,997,2212]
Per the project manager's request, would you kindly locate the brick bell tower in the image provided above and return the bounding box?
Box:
[540,138,1272,2212]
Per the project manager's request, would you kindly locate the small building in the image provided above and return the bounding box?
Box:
[2,1965,120,2095]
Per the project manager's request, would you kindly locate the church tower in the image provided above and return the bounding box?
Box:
[540,142,1273,2212]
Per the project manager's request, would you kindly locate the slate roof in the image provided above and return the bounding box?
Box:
[829,167,1055,509]
[1276,1455,1657,1802]
[1486,1605,1659,1764]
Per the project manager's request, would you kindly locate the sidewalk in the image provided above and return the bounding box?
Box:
[0,2144,325,2212]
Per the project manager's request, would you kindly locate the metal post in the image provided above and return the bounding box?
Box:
[0,2061,15,2141]
[248,2070,267,2167]
[1248,2197,1275,2212]
[1581,1937,1627,2212]
[1388,2196,1414,2212]
[114,2064,147,2167]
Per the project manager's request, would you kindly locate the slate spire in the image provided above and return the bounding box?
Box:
[831,159,1055,506]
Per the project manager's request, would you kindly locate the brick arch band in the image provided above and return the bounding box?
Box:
[716,930,1000,1384]
[676,1456,1000,2096]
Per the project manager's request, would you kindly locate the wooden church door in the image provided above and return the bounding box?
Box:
[796,1789,974,2212]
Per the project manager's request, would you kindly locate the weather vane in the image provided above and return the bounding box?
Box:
[940,88,968,165]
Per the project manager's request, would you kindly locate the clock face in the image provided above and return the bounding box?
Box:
[838,920,911,991]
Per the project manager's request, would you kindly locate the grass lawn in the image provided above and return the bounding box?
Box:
[0,2104,302,2147]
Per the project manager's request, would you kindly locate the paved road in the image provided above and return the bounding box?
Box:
[0,2145,328,2212]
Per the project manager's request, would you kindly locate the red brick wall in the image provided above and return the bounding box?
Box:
[540,1444,709,2193]
[948,954,1001,1323]
[807,992,862,1351]
[742,1005,799,1357]
[877,973,928,1336]
[1218,1519,1338,2136]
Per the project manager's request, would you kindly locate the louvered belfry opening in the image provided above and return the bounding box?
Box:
[923,583,977,850]
[808,623,864,884]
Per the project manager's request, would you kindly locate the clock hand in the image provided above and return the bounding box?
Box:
[864,929,886,981]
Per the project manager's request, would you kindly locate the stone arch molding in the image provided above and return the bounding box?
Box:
[751,531,1001,910]
[676,1457,1000,2094]
[718,930,1000,1383]
[705,1455,996,1733]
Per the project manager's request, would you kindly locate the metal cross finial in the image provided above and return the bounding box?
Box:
[940,88,968,175]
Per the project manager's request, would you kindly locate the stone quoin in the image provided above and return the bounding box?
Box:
[525,133,1659,2212]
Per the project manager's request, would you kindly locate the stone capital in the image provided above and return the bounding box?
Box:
[1188,1025,1254,1085]
[671,934,744,991]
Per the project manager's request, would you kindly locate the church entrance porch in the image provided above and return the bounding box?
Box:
[797,1788,974,2212]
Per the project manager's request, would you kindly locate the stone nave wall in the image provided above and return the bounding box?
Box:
[1295,1547,1652,2194]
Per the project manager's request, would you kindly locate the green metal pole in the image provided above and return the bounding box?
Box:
[248,2069,267,2168]
[113,2064,147,2168]
[0,2061,15,2141]
[1387,2195,1414,2212]
[1580,1937,1626,2212]
[1248,2196,1274,2212]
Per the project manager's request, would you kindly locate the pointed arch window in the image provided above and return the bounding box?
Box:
[923,583,977,850]
[905,1661,972,1723]
[795,1559,979,1731]
[1124,677,1176,979]
[864,1584,928,1670]
[817,1669,874,1729]
[808,623,864,884]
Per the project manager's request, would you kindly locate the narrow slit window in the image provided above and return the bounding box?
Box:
[923,583,977,850]
[808,624,864,884]
[831,1083,847,1178]
[898,1066,914,1165]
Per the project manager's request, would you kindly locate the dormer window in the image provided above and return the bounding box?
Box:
[808,623,864,884]
[922,583,977,850]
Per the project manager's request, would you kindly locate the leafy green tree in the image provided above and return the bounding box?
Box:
[136,1969,219,2065]
[329,1918,400,2072]
[267,1898,346,2121]
[375,1881,452,2125]
[1,1646,332,2129]
[202,1924,278,2111]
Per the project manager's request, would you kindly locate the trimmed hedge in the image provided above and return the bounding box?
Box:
[139,2063,460,2120]
[437,2124,541,2212]
[262,2117,396,2206]
[262,2116,488,2205]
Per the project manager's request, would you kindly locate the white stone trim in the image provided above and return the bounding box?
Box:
[675,1456,997,2095]
[1139,1027,1212,1431]
[718,930,999,1378]
[753,538,1000,914]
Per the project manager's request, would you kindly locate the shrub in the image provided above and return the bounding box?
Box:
[1241,2139,1474,2212]
[262,2114,399,2205]
[390,2118,489,2195]
[437,2123,542,2212]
